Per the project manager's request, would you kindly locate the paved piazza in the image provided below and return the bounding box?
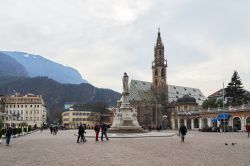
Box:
[0,130,249,166]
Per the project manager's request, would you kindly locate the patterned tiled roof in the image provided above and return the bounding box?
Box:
[129,80,206,105]
[129,80,156,101]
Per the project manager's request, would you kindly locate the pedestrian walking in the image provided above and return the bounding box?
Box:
[77,124,86,143]
[179,123,187,143]
[94,123,100,141]
[101,123,109,141]
[246,123,250,137]
[54,125,58,135]
[49,125,53,134]
[5,126,13,146]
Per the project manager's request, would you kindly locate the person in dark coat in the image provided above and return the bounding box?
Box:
[94,123,100,141]
[5,126,12,146]
[101,123,109,141]
[49,125,53,134]
[246,124,250,137]
[77,124,85,143]
[179,123,187,142]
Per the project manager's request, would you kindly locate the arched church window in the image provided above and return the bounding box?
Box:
[161,79,165,87]
[161,68,165,76]
[159,50,161,55]
[155,69,158,76]
[155,79,158,85]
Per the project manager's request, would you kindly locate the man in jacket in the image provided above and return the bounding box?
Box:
[5,126,12,146]
[246,124,250,137]
[77,124,85,143]
[101,123,109,141]
[94,123,100,141]
[179,123,187,143]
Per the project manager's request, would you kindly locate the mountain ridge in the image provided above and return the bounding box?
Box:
[1,51,87,84]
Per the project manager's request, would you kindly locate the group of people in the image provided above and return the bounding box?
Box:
[77,123,109,143]
[49,125,59,135]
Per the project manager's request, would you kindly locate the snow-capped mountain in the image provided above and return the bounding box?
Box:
[0,51,87,84]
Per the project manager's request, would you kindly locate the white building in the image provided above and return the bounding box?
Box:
[4,93,47,128]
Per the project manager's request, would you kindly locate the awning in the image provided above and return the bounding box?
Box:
[211,117,217,123]
[217,113,230,120]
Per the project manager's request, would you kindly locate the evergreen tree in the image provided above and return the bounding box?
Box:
[225,71,245,106]
[202,98,223,109]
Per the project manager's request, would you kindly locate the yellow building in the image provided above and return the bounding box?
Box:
[62,104,113,129]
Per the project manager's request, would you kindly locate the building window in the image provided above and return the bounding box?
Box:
[161,68,165,77]
[155,79,158,85]
[184,105,187,111]
[155,69,158,76]
[159,50,161,55]
[30,105,32,108]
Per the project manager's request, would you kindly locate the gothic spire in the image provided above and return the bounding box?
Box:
[156,28,163,47]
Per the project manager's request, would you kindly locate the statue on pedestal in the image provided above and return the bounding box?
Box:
[123,72,129,93]
[109,72,143,133]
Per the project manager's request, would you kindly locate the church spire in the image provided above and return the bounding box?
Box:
[152,28,168,105]
[156,28,163,47]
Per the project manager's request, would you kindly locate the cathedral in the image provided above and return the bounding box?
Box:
[128,30,206,128]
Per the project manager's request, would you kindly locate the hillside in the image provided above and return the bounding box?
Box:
[0,76,121,121]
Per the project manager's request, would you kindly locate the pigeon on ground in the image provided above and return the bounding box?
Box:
[224,143,228,145]
[232,143,237,146]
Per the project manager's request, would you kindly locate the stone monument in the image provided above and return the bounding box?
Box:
[109,73,143,133]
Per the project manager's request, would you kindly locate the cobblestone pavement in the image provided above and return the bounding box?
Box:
[0,130,249,166]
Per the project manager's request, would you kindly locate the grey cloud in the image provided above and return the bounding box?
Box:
[0,0,249,96]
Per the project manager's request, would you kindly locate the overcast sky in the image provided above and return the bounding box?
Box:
[0,0,249,96]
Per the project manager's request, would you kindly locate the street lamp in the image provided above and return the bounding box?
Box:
[162,115,168,130]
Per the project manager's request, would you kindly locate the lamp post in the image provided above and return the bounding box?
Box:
[162,115,167,130]
[155,100,158,128]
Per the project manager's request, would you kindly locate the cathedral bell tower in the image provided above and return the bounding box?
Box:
[152,29,168,105]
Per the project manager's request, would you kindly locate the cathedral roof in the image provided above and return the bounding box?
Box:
[129,80,156,101]
[129,80,206,105]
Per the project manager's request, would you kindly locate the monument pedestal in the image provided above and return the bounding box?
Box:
[109,73,144,133]
[109,100,143,133]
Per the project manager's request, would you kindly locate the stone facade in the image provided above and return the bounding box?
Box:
[171,95,250,131]
[2,93,47,128]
